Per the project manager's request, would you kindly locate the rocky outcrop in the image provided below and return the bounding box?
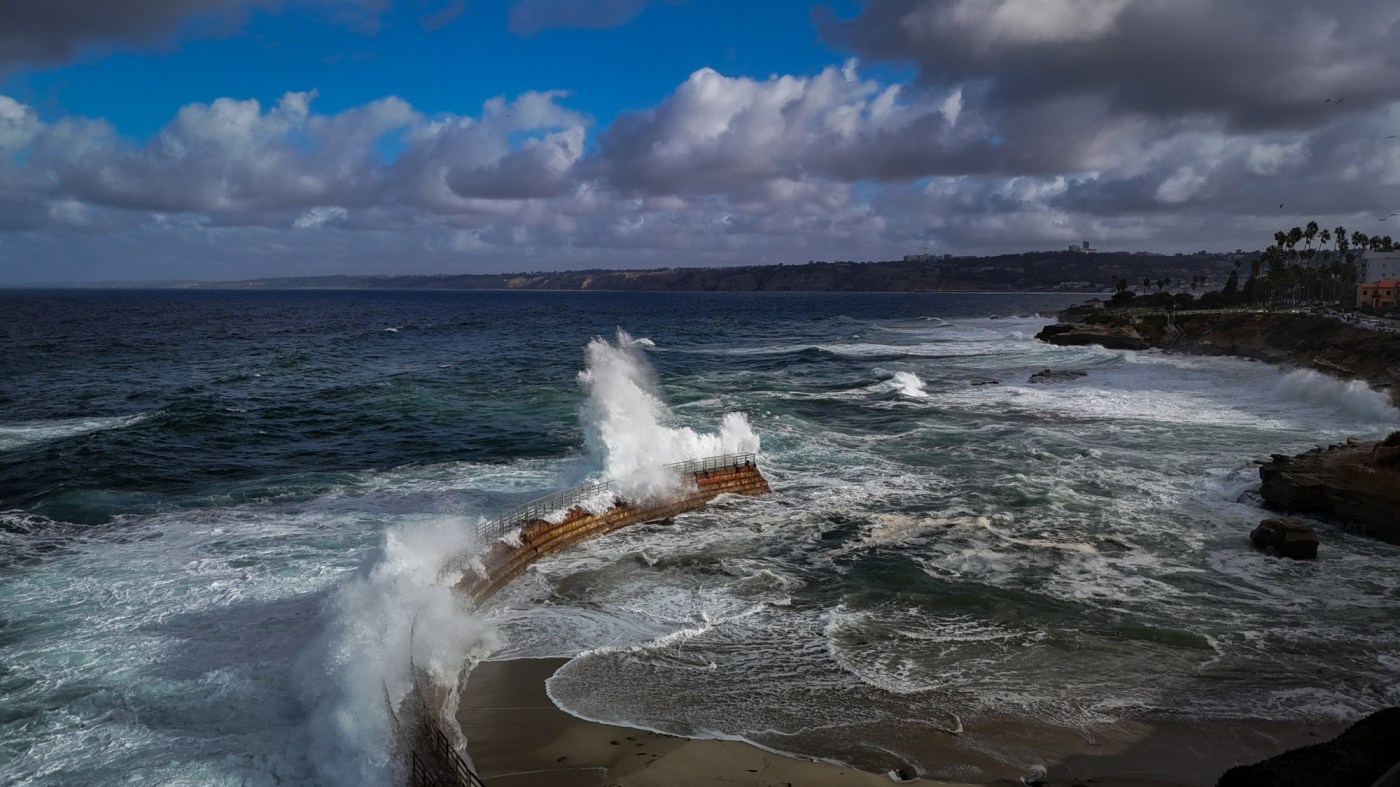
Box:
[1039,312,1400,407]
[1249,518,1319,559]
[1258,437,1400,545]
[1028,368,1087,384]
[1035,322,1150,351]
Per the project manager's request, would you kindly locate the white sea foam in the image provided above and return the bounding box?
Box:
[0,413,148,451]
[578,329,758,503]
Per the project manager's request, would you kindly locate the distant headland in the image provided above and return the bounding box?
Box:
[157,249,1242,293]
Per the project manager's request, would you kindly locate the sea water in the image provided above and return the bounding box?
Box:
[2,289,1397,785]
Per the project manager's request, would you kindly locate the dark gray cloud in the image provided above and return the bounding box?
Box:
[818,0,1400,131]
[507,0,649,36]
[0,0,388,70]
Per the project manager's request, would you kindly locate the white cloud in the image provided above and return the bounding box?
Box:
[1154,166,1208,204]
[294,205,349,228]
[0,96,43,151]
[920,0,1131,50]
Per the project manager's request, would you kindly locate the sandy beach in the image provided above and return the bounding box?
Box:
[456,658,1345,787]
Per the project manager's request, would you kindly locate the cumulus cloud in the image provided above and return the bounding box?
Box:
[594,62,980,194]
[6,1,1400,281]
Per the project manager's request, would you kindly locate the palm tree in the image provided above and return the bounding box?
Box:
[1286,226,1304,263]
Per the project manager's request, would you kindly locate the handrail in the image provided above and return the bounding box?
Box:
[443,452,757,580]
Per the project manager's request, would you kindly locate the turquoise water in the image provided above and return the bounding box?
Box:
[2,289,1396,785]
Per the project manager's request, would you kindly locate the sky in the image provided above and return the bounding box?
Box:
[2,0,1400,283]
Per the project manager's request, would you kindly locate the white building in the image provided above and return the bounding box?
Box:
[1357,251,1400,282]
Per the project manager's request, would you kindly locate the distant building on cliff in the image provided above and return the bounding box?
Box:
[1068,240,1097,253]
[1357,278,1400,311]
[903,253,953,262]
[1357,251,1400,282]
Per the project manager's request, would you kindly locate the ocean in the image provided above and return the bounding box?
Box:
[2,289,1397,785]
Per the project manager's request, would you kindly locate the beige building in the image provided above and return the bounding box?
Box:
[1357,278,1400,310]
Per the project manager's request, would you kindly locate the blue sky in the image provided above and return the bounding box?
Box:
[5,2,865,140]
[1,0,1399,283]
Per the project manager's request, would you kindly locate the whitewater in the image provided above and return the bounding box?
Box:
[2,289,1397,786]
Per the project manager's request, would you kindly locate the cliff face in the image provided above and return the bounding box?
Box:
[1040,312,1400,406]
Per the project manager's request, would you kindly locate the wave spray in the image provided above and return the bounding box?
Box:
[299,516,497,785]
[578,329,759,502]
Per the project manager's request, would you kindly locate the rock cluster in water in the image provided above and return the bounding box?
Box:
[1027,368,1087,384]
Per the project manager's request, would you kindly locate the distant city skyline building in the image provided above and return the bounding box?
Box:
[1069,240,1098,253]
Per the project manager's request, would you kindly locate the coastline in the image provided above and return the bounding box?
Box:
[1040,309,1400,407]
[457,658,1347,787]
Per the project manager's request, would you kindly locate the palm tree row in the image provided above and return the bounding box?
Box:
[1249,222,1393,306]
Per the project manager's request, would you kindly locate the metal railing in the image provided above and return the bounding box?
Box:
[426,725,485,787]
[442,452,757,580]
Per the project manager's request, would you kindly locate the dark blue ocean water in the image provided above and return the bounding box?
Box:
[2,289,1397,785]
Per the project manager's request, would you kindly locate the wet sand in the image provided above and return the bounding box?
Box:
[456,658,1345,786]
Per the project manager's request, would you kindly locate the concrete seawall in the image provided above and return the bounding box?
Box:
[459,461,772,603]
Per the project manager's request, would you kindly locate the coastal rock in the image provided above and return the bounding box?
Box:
[1028,368,1087,384]
[1034,322,1150,351]
[1258,437,1400,545]
[1249,518,1318,560]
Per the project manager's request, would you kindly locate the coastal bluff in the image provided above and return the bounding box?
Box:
[1036,311,1400,407]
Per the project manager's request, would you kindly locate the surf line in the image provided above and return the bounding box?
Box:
[393,452,772,786]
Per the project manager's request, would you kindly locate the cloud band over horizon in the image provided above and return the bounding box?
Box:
[2,0,1400,283]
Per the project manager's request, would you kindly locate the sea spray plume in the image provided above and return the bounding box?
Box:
[891,371,929,398]
[578,329,758,503]
[298,517,497,785]
[1272,369,1399,423]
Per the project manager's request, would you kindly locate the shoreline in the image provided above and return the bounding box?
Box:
[457,658,1347,786]
[1040,309,1400,407]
